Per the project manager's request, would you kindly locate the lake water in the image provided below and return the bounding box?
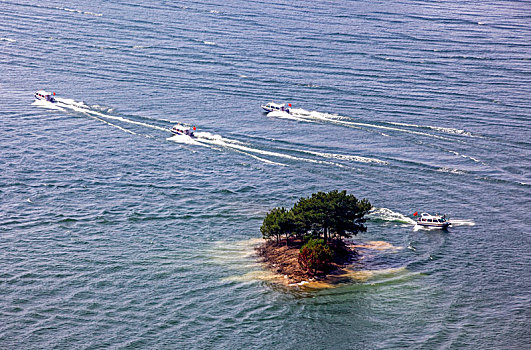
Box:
[1,0,529,348]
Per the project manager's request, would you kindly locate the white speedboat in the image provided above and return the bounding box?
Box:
[261,102,288,113]
[34,90,56,102]
[262,102,312,118]
[416,212,450,229]
[170,124,196,137]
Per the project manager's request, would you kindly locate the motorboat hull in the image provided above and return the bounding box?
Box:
[170,125,195,138]
[416,212,450,229]
[417,222,450,229]
[261,102,287,113]
[34,91,55,103]
[170,130,195,137]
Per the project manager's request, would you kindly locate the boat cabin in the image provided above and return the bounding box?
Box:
[34,90,55,102]
[261,102,286,112]
[417,212,450,228]
[171,125,195,137]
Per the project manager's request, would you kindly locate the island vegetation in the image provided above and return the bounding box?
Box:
[257,190,371,282]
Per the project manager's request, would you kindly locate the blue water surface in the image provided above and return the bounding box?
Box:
[1,0,530,349]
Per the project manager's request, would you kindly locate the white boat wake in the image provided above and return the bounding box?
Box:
[32,99,65,111]
[388,121,473,137]
[185,132,344,167]
[268,109,473,140]
[34,96,387,167]
[367,207,417,225]
[449,219,476,226]
[52,97,169,132]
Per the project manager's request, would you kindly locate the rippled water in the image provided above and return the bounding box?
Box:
[1,0,530,348]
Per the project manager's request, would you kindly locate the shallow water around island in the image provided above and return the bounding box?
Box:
[1,0,530,349]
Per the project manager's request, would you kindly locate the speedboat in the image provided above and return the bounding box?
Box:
[170,124,196,137]
[261,102,288,113]
[34,90,56,102]
[262,102,312,118]
[416,212,450,229]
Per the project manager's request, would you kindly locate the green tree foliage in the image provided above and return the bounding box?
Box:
[261,190,371,244]
[260,207,295,243]
[297,239,333,274]
[292,190,371,242]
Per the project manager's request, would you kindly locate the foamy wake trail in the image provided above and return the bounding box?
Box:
[158,117,185,124]
[55,97,88,108]
[39,98,381,167]
[35,99,140,134]
[448,150,483,163]
[194,132,342,167]
[167,134,201,145]
[268,110,453,140]
[300,150,388,165]
[0,38,16,43]
[437,167,467,175]
[388,121,473,137]
[55,7,103,16]
[32,99,66,111]
[449,219,476,226]
[54,99,168,132]
[368,208,417,225]
[90,116,137,135]
[168,133,286,166]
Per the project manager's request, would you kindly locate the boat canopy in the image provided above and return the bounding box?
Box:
[35,90,55,102]
[419,213,448,223]
[264,102,285,109]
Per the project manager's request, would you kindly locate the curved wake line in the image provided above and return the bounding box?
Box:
[195,134,344,167]
[55,97,89,108]
[449,219,476,226]
[32,99,65,111]
[326,117,453,141]
[36,99,138,135]
[90,116,137,135]
[34,98,376,168]
[447,150,483,164]
[269,110,456,141]
[437,167,467,175]
[52,98,169,132]
[167,135,287,166]
[368,207,417,225]
[55,7,103,16]
[229,148,288,166]
[197,133,384,166]
[387,121,473,137]
[300,150,388,165]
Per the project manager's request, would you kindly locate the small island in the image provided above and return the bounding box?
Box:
[257,190,372,284]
